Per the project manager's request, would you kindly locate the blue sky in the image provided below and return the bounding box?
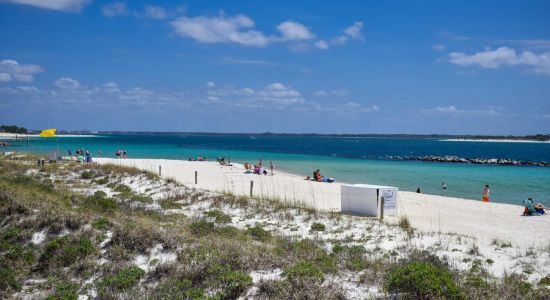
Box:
[0,0,549,134]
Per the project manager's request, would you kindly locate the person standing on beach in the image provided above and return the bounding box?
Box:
[123,150,127,158]
[270,161,274,175]
[482,184,490,202]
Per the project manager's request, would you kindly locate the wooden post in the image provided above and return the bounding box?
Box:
[380,196,385,220]
[250,180,254,197]
[195,171,198,184]
[158,165,162,176]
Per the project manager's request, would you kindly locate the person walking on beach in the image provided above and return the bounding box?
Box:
[270,161,274,175]
[123,150,127,158]
[482,184,490,202]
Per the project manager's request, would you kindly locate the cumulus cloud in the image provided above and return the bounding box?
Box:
[427,105,505,117]
[276,21,315,41]
[1,77,193,110]
[343,102,379,112]
[143,5,167,19]
[169,11,363,51]
[102,82,120,93]
[2,0,90,12]
[436,105,459,113]
[101,2,127,17]
[171,12,269,47]
[207,82,304,108]
[315,22,364,49]
[449,47,550,75]
[314,90,348,97]
[0,59,44,82]
[315,40,329,50]
[332,22,364,45]
[0,73,11,82]
[54,77,81,89]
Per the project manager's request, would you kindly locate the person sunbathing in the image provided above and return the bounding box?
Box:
[523,198,547,215]
[314,169,323,182]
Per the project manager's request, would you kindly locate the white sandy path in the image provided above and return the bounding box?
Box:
[95,158,550,249]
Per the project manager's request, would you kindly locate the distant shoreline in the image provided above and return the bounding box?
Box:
[440,138,550,144]
[0,132,98,139]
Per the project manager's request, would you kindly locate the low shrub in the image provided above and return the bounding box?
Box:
[204,210,232,224]
[130,194,153,204]
[94,178,109,185]
[283,261,325,283]
[217,270,253,299]
[189,220,216,237]
[92,217,110,230]
[84,191,117,212]
[154,278,205,299]
[310,222,326,232]
[384,261,464,299]
[101,266,145,291]
[158,198,183,210]
[0,267,22,296]
[246,224,271,242]
[81,171,94,179]
[114,184,132,194]
[46,281,79,300]
[38,236,96,272]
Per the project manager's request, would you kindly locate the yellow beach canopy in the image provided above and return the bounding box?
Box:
[39,128,57,137]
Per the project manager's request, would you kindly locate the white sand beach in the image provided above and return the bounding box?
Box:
[94,158,550,250]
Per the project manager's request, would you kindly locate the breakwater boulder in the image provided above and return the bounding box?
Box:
[384,155,549,167]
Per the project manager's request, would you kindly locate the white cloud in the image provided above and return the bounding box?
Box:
[436,105,459,113]
[427,105,505,117]
[343,22,363,40]
[449,47,550,74]
[206,81,215,88]
[315,40,329,50]
[207,82,304,108]
[170,11,362,51]
[344,102,379,112]
[0,59,44,82]
[314,90,348,97]
[2,0,90,12]
[102,82,120,93]
[143,5,167,19]
[432,44,446,51]
[220,57,277,66]
[0,73,11,82]
[101,2,127,17]
[171,12,269,47]
[54,77,81,89]
[276,21,315,41]
[332,22,364,45]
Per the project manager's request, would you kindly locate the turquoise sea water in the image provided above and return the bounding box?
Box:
[4,133,550,206]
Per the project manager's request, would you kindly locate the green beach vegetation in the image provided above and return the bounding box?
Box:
[0,153,548,299]
[0,125,27,134]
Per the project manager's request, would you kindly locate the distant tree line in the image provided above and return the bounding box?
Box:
[0,125,27,134]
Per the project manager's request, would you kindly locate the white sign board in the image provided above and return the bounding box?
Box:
[341,184,398,217]
[380,188,397,216]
